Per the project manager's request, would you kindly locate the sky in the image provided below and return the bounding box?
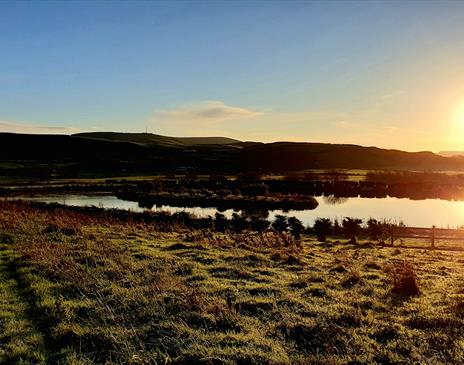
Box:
[1,0,464,152]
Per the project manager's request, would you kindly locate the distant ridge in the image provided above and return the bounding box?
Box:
[237,142,464,171]
[1,132,464,177]
[438,151,464,157]
[74,132,240,147]
[172,136,241,145]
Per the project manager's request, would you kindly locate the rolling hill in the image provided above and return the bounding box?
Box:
[1,132,463,178]
[239,142,464,171]
[438,151,464,157]
[74,132,240,147]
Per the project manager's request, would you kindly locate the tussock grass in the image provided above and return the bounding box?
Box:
[386,261,420,297]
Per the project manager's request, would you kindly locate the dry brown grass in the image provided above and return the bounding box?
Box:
[386,261,420,297]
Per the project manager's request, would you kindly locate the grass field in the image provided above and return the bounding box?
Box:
[2,168,463,186]
[1,201,464,364]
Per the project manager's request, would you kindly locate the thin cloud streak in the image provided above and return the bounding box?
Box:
[153,101,263,125]
[0,121,80,134]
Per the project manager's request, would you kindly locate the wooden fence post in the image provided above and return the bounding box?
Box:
[431,225,435,248]
[390,225,394,246]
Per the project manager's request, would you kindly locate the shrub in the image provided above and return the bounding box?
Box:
[241,183,269,196]
[312,218,332,242]
[367,218,388,243]
[387,261,420,297]
[287,217,304,240]
[249,216,270,232]
[342,217,363,244]
[214,212,228,232]
[172,211,194,226]
[333,219,342,235]
[272,215,288,233]
[231,213,249,233]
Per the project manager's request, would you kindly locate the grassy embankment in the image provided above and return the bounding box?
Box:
[1,201,464,364]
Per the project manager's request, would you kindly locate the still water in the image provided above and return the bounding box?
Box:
[8,194,464,228]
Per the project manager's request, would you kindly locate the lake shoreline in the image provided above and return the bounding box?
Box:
[6,192,464,229]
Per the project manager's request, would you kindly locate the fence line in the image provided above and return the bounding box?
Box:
[390,225,464,248]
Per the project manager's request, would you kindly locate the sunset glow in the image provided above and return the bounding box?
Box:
[0,1,464,152]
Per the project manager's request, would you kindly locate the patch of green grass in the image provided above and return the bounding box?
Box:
[0,246,47,364]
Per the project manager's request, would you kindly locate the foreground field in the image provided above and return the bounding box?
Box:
[1,202,464,364]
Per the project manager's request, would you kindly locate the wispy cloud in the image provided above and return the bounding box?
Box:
[148,97,440,150]
[0,121,79,134]
[153,101,263,124]
[379,90,405,101]
[375,89,406,107]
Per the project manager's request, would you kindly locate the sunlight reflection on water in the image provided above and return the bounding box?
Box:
[8,194,464,229]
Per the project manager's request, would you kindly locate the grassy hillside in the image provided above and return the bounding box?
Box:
[74,132,240,147]
[1,201,464,364]
[172,136,240,145]
[0,132,238,178]
[239,142,464,171]
[0,133,148,160]
[1,132,464,179]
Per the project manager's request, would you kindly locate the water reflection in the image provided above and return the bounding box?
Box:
[7,194,464,229]
[322,195,349,205]
[240,209,270,219]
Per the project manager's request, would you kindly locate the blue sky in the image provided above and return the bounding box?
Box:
[1,0,464,151]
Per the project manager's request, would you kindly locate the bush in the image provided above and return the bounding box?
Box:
[249,216,270,232]
[272,215,288,233]
[230,213,249,233]
[342,217,363,244]
[367,218,388,243]
[387,261,420,297]
[313,218,332,242]
[333,219,342,235]
[214,213,228,232]
[241,183,269,196]
[288,217,304,240]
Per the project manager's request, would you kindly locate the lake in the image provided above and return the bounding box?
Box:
[7,194,464,229]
